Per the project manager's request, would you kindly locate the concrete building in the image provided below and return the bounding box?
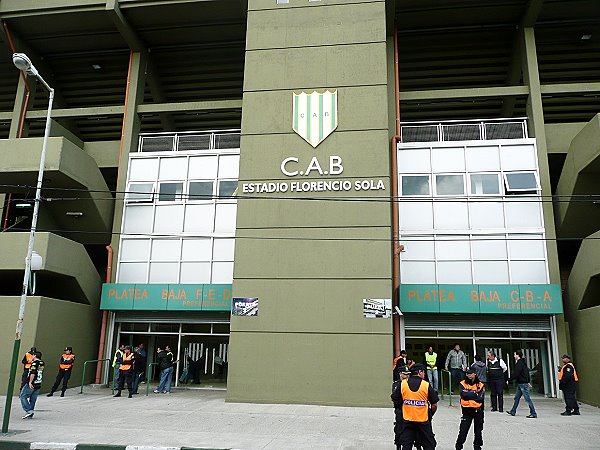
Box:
[0,0,598,406]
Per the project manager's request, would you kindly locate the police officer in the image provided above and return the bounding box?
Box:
[558,354,580,416]
[455,367,485,450]
[114,345,135,398]
[47,347,75,397]
[395,363,438,450]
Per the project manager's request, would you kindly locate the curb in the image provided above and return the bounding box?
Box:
[0,444,227,450]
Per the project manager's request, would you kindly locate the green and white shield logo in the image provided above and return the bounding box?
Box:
[292,90,338,148]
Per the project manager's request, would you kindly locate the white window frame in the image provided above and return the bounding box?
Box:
[434,173,466,197]
[126,182,155,203]
[503,171,540,193]
[468,172,502,196]
[400,175,431,197]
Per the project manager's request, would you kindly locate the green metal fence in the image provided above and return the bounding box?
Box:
[79,358,110,394]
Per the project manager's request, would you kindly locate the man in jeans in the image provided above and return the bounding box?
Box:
[20,351,44,419]
[445,344,467,393]
[425,346,438,392]
[154,345,174,394]
[506,350,537,418]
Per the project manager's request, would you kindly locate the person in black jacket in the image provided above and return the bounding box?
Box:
[559,354,580,416]
[153,345,175,394]
[455,368,485,450]
[506,350,537,418]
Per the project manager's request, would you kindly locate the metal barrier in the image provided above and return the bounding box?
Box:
[145,362,159,396]
[441,369,453,406]
[79,358,110,394]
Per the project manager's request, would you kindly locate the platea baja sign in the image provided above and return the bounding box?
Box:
[399,284,563,314]
[241,90,386,195]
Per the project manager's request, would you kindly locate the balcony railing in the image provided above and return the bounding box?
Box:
[400,119,528,143]
[138,130,241,153]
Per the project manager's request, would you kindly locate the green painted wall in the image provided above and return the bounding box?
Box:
[228,0,392,406]
[0,296,100,395]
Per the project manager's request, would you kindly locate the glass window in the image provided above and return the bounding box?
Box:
[218,154,240,179]
[184,204,215,233]
[401,175,430,196]
[118,262,148,283]
[473,261,509,283]
[431,147,465,173]
[469,202,505,229]
[504,172,539,192]
[129,158,159,181]
[120,239,150,261]
[151,239,181,261]
[500,144,537,171]
[212,261,234,283]
[214,204,237,233]
[470,174,500,195]
[123,206,153,234]
[508,234,546,259]
[505,201,542,228]
[399,202,433,231]
[159,182,184,201]
[159,157,187,180]
[181,239,212,261]
[510,261,547,283]
[435,237,470,260]
[471,237,507,260]
[189,155,218,179]
[466,145,500,172]
[189,181,214,201]
[435,175,464,195]
[213,238,235,261]
[401,237,435,260]
[180,262,211,283]
[149,262,179,283]
[400,261,435,283]
[154,205,184,233]
[397,148,430,173]
[433,202,469,229]
[218,180,238,198]
[437,261,472,283]
[126,183,154,202]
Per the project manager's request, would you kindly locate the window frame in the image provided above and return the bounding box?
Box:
[503,171,540,193]
[126,182,155,203]
[468,172,502,196]
[400,174,431,197]
[433,173,466,197]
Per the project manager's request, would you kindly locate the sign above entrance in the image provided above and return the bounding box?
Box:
[100,283,232,311]
[293,90,338,148]
[399,284,563,314]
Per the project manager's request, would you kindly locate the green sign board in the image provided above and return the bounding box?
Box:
[399,284,563,314]
[100,283,232,311]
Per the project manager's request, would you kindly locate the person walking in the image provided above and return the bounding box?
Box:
[445,344,466,393]
[154,345,174,394]
[114,345,135,398]
[20,346,37,389]
[393,363,438,450]
[47,346,75,397]
[425,346,438,392]
[486,351,507,412]
[20,351,44,419]
[455,367,485,450]
[559,354,580,416]
[112,344,124,390]
[506,350,537,418]
[131,346,146,394]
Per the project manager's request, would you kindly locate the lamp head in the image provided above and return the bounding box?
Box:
[12,53,38,76]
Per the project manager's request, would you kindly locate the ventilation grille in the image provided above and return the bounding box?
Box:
[178,134,211,151]
[214,133,241,149]
[400,120,527,143]
[140,136,175,152]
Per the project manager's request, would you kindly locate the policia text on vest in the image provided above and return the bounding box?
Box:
[391,363,439,450]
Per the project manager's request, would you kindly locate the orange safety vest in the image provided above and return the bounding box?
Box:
[59,353,75,370]
[558,362,579,382]
[401,378,430,423]
[24,352,34,369]
[459,380,484,408]
[119,353,134,371]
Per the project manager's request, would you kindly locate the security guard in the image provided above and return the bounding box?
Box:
[20,347,37,389]
[114,345,135,398]
[47,347,75,397]
[558,354,580,416]
[455,367,485,450]
[396,363,438,450]
[112,343,125,390]
[393,350,408,381]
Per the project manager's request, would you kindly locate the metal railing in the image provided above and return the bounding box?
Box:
[138,129,241,153]
[440,369,453,406]
[400,118,528,143]
[79,358,110,394]
[145,362,159,396]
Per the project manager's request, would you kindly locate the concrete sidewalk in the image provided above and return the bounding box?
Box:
[1,387,599,449]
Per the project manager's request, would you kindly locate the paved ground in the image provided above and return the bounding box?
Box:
[1,387,599,449]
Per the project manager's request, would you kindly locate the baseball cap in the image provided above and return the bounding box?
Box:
[561,354,571,360]
[466,367,476,375]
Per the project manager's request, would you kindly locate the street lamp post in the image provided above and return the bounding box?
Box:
[2,53,54,433]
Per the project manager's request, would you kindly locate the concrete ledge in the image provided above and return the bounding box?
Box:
[0,444,226,450]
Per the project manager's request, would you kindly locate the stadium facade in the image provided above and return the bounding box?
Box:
[0,0,598,407]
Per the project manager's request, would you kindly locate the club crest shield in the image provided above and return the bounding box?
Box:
[292,90,338,148]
